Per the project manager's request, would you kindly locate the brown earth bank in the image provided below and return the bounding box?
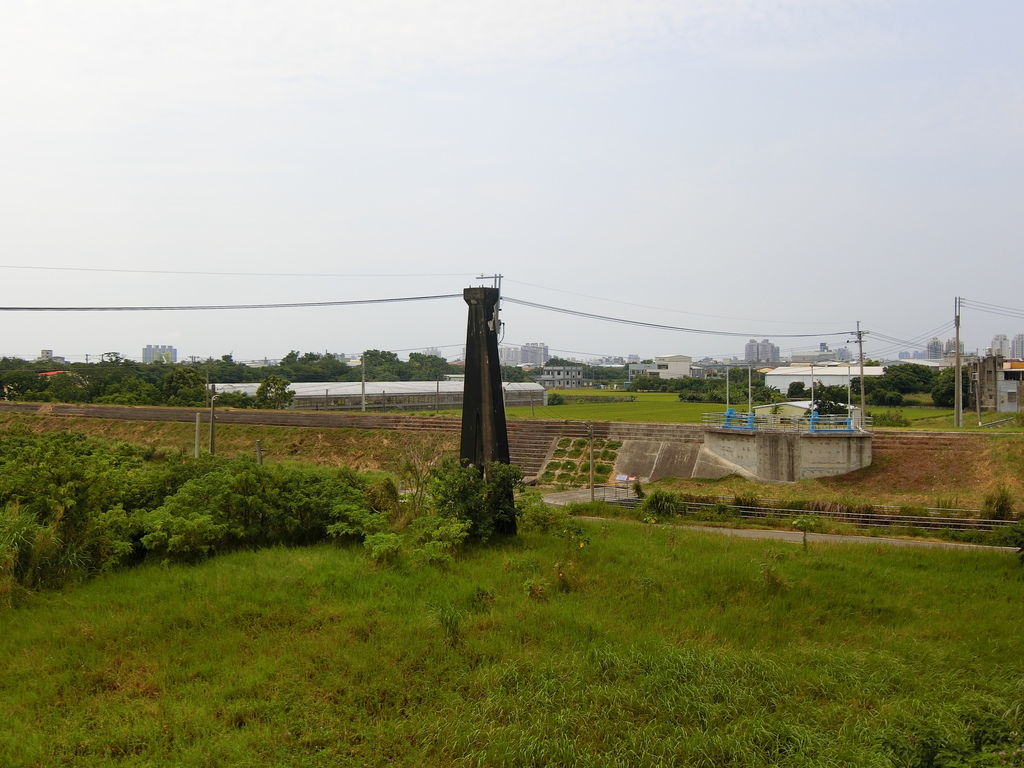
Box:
[1,404,1022,510]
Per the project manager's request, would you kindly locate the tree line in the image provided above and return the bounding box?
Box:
[0,351,463,408]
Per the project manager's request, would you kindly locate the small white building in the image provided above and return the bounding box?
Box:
[650,354,692,379]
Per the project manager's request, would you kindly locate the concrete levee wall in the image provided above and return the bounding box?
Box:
[699,429,871,482]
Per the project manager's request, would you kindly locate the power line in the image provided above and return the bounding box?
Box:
[960,298,1024,321]
[0,265,476,279]
[505,279,835,326]
[502,296,855,338]
[0,294,462,312]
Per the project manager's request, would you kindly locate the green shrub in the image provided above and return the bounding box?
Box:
[547,393,565,405]
[561,460,577,472]
[518,497,571,534]
[363,532,403,566]
[982,485,1015,520]
[426,459,522,541]
[557,438,571,449]
[638,490,682,520]
[546,461,562,471]
[871,410,912,427]
[407,515,471,567]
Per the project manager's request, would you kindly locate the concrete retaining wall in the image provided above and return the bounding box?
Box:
[698,429,872,482]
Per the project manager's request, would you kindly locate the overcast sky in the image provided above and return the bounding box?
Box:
[2,1,1021,363]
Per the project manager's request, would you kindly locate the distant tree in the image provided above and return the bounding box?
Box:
[215,391,255,409]
[879,363,936,394]
[813,384,849,415]
[787,381,808,399]
[500,366,531,383]
[931,367,968,408]
[362,350,403,381]
[0,370,49,400]
[94,377,161,405]
[405,353,453,381]
[162,367,207,407]
[255,375,294,409]
[868,388,903,407]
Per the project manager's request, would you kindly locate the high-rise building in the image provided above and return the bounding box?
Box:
[498,345,521,365]
[520,342,549,366]
[744,338,780,363]
[925,337,944,359]
[991,334,1010,358]
[944,338,964,356]
[1012,334,1024,359]
[143,344,177,363]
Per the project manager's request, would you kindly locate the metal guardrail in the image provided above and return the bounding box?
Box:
[702,410,871,433]
[599,496,1013,532]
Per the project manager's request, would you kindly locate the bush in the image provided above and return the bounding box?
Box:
[871,410,911,427]
[639,490,682,520]
[363,533,403,566]
[426,459,523,542]
[982,485,1015,520]
[407,515,472,567]
[547,393,565,405]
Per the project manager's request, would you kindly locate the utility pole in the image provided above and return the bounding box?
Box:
[460,286,512,533]
[847,322,867,427]
[194,412,201,458]
[588,422,595,503]
[208,386,217,456]
[725,365,730,409]
[954,296,963,428]
[747,365,752,413]
[361,355,366,412]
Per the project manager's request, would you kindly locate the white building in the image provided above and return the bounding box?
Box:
[765,363,885,393]
[991,334,1011,358]
[1010,334,1024,360]
[650,354,692,379]
[215,380,546,410]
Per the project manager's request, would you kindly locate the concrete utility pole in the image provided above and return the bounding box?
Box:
[208,386,217,456]
[460,286,511,473]
[361,355,366,412]
[856,323,866,426]
[460,283,515,531]
[588,422,595,503]
[747,366,752,413]
[954,296,963,428]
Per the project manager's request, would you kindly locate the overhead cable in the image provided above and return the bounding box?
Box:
[0,265,476,279]
[504,279,835,326]
[502,296,855,338]
[0,294,462,312]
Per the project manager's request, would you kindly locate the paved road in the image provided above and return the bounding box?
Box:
[574,516,1016,552]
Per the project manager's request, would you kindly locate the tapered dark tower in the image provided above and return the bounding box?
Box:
[460,287,511,469]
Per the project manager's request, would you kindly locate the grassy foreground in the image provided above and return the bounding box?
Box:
[2,523,1023,767]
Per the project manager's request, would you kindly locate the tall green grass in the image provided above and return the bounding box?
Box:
[2,523,1022,766]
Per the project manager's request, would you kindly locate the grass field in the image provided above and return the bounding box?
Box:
[2,522,1022,767]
